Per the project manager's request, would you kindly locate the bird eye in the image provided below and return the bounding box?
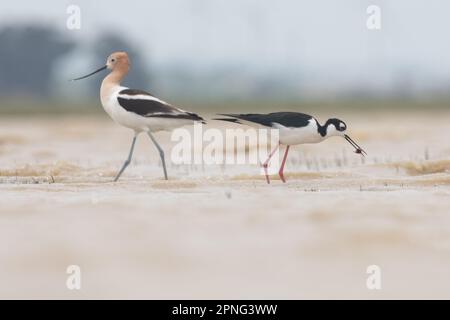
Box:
[111,58,115,62]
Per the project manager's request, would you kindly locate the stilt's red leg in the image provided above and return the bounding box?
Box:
[261,144,279,184]
[279,145,290,183]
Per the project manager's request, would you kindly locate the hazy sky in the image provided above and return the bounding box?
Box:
[1,0,450,95]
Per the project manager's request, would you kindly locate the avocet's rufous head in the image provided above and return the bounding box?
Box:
[106,51,130,71]
[71,51,130,81]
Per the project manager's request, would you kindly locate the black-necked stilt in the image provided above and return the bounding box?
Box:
[71,51,205,181]
[215,112,366,184]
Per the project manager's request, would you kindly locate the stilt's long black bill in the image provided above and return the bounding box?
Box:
[70,65,107,81]
[345,134,367,156]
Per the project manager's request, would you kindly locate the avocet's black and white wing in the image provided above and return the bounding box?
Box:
[215,112,313,128]
[117,89,205,123]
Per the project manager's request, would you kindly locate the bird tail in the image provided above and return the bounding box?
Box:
[213,118,241,124]
[213,114,242,124]
[187,112,207,124]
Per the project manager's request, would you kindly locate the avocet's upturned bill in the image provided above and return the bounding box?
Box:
[215,112,366,184]
[72,51,205,181]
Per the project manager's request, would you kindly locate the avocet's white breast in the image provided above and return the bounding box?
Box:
[100,85,126,116]
[100,85,150,132]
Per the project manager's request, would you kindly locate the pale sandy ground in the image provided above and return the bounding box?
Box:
[0,110,449,299]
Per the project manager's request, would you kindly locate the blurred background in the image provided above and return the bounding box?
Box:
[1,0,449,113]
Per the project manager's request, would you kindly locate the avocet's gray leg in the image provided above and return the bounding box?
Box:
[147,131,168,180]
[114,135,137,182]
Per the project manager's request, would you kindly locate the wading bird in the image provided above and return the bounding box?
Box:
[72,52,205,181]
[215,112,366,184]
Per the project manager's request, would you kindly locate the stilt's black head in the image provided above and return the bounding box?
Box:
[324,118,367,156]
[325,118,347,133]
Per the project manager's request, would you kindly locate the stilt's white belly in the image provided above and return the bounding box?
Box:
[275,120,324,145]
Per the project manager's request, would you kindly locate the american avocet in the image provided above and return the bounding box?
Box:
[72,51,205,181]
[215,112,366,184]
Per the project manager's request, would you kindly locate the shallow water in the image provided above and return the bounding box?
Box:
[0,112,449,299]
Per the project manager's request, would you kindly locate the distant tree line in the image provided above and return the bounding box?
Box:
[0,25,150,98]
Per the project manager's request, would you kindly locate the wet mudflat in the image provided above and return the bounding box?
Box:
[0,111,449,299]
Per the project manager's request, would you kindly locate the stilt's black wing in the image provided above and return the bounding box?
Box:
[117,89,205,122]
[217,112,313,128]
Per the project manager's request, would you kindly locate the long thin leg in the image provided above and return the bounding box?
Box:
[147,131,168,180]
[279,145,290,183]
[114,135,137,182]
[261,144,279,184]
